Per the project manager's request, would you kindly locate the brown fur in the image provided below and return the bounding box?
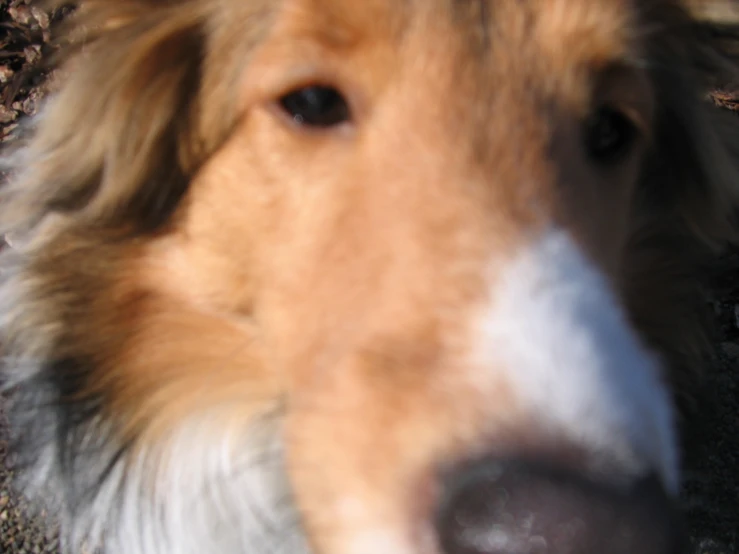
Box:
[2,0,739,552]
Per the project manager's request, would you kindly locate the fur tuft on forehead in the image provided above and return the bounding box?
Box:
[0,0,736,236]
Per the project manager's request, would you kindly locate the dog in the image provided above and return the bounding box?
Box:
[2,0,739,553]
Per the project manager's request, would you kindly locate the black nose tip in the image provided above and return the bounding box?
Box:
[436,460,684,554]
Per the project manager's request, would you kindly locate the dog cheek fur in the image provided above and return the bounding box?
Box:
[0,1,271,549]
[623,20,739,409]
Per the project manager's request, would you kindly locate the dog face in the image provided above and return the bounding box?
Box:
[2,1,739,553]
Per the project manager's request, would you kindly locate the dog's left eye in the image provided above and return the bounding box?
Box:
[584,106,638,165]
[278,85,351,128]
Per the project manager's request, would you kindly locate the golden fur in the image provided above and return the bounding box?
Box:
[2,1,739,552]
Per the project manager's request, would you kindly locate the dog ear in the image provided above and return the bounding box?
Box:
[1,0,210,236]
[643,0,739,249]
[690,0,739,247]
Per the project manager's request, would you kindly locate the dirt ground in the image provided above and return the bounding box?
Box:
[0,1,738,553]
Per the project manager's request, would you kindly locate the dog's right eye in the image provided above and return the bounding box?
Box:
[584,106,638,166]
[278,85,351,128]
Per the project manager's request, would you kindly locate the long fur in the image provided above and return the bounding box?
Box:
[2,1,739,553]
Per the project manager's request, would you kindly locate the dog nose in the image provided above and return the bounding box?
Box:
[436,459,684,554]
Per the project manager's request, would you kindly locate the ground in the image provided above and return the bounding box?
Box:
[0,1,738,552]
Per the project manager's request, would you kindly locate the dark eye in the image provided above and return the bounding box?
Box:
[278,85,351,128]
[584,106,638,165]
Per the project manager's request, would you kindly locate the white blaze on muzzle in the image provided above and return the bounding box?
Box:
[471,229,679,493]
